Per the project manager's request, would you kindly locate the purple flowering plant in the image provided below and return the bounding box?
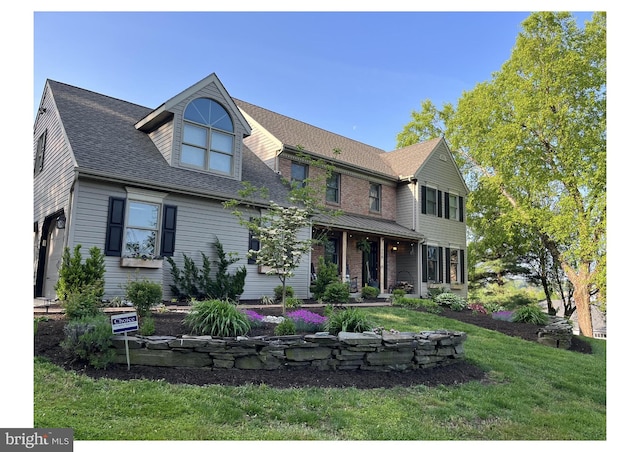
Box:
[287,309,328,332]
[243,310,265,326]
[491,310,514,322]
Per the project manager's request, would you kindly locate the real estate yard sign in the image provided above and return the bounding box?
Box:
[111,312,138,370]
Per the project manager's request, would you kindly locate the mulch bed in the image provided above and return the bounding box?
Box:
[34,304,591,389]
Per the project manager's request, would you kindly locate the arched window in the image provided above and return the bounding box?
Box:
[181,98,234,174]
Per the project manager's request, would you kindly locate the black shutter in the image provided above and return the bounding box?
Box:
[105,197,126,256]
[444,192,450,219]
[421,186,427,215]
[421,245,428,282]
[160,205,177,257]
[460,249,466,284]
[459,196,464,222]
[438,247,443,283]
[437,190,443,218]
[445,247,451,283]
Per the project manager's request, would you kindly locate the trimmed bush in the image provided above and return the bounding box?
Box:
[323,282,350,304]
[183,299,250,337]
[325,307,373,335]
[274,285,295,300]
[61,290,101,320]
[361,285,380,300]
[61,313,115,369]
[125,279,163,318]
[55,245,106,301]
[310,256,339,300]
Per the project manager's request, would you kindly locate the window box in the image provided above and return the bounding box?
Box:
[120,257,163,269]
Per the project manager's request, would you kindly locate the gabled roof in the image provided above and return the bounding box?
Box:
[234,99,398,179]
[135,73,251,135]
[47,80,290,205]
[381,138,442,179]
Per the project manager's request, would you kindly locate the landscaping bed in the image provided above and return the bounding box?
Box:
[34,305,591,389]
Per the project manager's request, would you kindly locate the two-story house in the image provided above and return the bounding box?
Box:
[236,100,469,297]
[33,72,468,302]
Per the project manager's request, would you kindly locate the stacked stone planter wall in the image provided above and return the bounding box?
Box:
[110,330,467,372]
[537,316,574,349]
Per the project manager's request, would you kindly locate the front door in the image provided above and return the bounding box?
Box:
[362,241,379,287]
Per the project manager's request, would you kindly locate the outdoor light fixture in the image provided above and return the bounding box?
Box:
[56,213,66,229]
[391,246,398,251]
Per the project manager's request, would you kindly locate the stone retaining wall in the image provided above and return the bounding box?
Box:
[537,316,574,349]
[110,330,467,371]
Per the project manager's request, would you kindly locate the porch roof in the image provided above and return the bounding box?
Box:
[313,212,424,241]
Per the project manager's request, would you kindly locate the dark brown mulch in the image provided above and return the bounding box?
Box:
[33,305,591,389]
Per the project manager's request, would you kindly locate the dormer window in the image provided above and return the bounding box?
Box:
[181,98,234,174]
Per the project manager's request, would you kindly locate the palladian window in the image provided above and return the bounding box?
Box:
[181,98,234,174]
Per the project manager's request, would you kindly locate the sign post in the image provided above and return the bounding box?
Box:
[111,312,139,370]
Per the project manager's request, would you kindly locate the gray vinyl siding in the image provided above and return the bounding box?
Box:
[33,83,76,229]
[148,120,174,164]
[169,85,247,181]
[395,182,417,231]
[70,179,310,301]
[416,141,468,297]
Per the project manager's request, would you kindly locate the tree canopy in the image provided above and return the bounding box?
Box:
[398,12,606,336]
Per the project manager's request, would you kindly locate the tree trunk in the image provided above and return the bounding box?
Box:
[280,277,287,316]
[563,262,593,337]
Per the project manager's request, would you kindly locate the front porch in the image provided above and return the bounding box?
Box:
[311,226,422,296]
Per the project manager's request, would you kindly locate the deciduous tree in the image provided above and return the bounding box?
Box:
[398,12,606,336]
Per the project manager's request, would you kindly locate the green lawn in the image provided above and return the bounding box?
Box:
[34,307,606,440]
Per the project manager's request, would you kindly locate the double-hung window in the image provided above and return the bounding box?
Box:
[326,173,340,204]
[421,186,438,215]
[325,238,339,265]
[422,245,443,283]
[125,201,160,258]
[369,183,381,212]
[291,162,308,188]
[445,247,465,284]
[105,189,177,259]
[444,192,464,221]
[181,98,235,174]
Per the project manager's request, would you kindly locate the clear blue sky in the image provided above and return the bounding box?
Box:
[34,11,596,151]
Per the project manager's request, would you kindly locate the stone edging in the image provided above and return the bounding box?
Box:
[110,330,467,371]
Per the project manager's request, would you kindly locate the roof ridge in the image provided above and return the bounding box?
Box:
[234,98,387,154]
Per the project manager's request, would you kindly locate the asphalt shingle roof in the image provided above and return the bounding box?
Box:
[314,212,423,241]
[381,138,442,178]
[234,99,399,178]
[48,80,291,205]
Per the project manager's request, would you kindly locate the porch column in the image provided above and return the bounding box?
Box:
[341,231,348,283]
[379,237,385,294]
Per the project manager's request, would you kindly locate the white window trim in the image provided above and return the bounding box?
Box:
[425,185,438,216]
[123,188,168,258]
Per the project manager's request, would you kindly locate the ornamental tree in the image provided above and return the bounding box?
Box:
[225,151,342,315]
